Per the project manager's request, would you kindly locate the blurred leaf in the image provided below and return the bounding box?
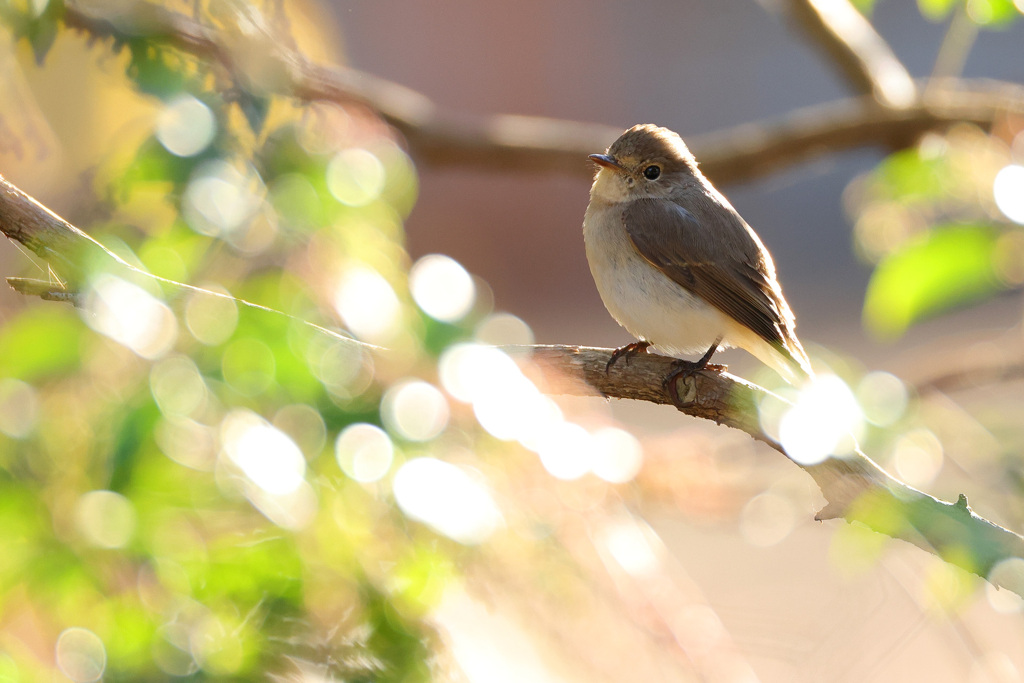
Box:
[918,0,957,20]
[118,138,205,198]
[27,0,61,64]
[864,224,1003,338]
[964,0,1020,26]
[0,306,82,381]
[362,584,433,683]
[125,41,191,100]
[236,90,271,136]
[2,0,64,64]
[850,0,879,14]
[108,402,160,493]
[871,147,951,203]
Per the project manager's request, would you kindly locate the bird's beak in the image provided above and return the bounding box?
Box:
[589,153,622,170]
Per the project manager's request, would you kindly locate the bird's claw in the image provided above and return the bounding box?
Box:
[605,341,652,373]
[664,360,726,407]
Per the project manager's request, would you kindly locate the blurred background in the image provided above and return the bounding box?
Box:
[1,0,1024,681]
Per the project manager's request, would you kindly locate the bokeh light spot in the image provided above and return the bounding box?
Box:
[332,266,402,344]
[183,160,265,237]
[537,421,592,480]
[273,404,327,458]
[891,428,944,489]
[155,417,217,471]
[221,410,305,495]
[185,288,239,346]
[335,423,394,483]
[382,380,450,442]
[217,410,317,529]
[994,164,1024,224]
[74,490,136,549]
[0,379,39,438]
[474,312,535,346]
[740,491,797,547]
[156,94,216,157]
[150,355,208,417]
[85,275,177,359]
[857,371,909,427]
[409,254,476,323]
[56,628,106,683]
[598,519,661,577]
[778,374,863,465]
[590,427,643,484]
[310,337,372,399]
[393,458,503,544]
[326,148,386,206]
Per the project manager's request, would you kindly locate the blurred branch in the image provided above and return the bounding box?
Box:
[930,5,979,82]
[780,0,916,107]
[525,345,1024,595]
[915,359,1024,395]
[62,2,1024,186]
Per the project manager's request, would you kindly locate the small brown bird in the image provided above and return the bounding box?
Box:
[583,124,812,394]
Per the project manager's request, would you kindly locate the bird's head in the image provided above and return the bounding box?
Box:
[589,124,701,203]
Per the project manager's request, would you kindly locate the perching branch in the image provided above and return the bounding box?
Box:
[2,169,1024,595]
[61,2,1024,186]
[780,0,916,107]
[526,345,1024,595]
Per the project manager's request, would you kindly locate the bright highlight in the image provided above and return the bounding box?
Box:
[393,458,504,544]
[85,275,177,359]
[778,374,863,465]
[409,254,476,323]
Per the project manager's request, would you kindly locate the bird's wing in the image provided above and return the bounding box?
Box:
[622,196,810,372]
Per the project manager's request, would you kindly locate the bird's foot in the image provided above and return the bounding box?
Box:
[663,339,725,407]
[664,360,726,407]
[606,341,652,373]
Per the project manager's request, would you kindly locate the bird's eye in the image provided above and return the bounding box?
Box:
[643,165,661,180]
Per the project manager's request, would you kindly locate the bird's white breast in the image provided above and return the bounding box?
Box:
[583,199,736,358]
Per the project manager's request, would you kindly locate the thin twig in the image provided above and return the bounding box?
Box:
[781,0,916,107]
[930,4,980,83]
[0,173,379,350]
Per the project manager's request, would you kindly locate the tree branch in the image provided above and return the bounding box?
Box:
[60,2,1024,186]
[780,0,916,107]
[2,171,1023,595]
[11,3,1024,594]
[526,345,1024,595]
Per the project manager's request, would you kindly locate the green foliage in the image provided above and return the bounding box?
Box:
[125,40,196,100]
[917,0,959,20]
[849,0,878,14]
[850,127,1021,338]
[0,0,64,63]
[857,0,1021,25]
[0,5,463,680]
[863,224,1003,338]
[921,0,1021,25]
[0,306,82,381]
